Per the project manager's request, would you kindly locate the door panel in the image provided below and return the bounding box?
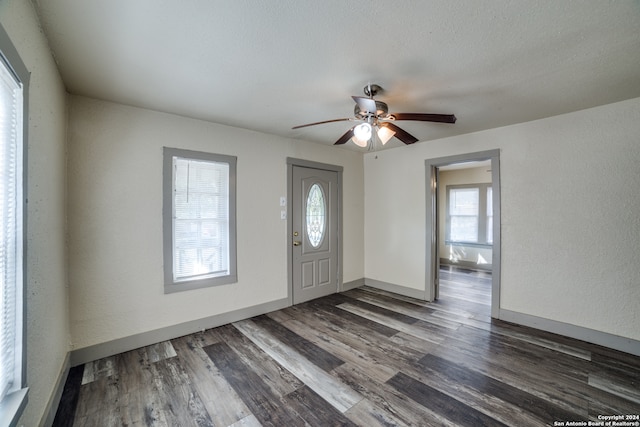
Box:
[292,166,338,304]
[318,259,330,285]
[302,261,314,289]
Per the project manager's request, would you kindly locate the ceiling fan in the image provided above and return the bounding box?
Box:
[292,84,457,148]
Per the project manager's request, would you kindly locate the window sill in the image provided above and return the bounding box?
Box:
[445,240,493,249]
[0,387,28,427]
[164,273,237,294]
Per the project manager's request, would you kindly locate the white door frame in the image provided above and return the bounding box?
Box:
[425,149,501,318]
[286,158,343,306]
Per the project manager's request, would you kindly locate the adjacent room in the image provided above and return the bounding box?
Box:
[0,1,639,425]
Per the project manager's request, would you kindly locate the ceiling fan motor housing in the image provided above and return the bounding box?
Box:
[354,100,388,119]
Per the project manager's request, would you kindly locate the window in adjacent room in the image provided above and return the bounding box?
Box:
[0,23,29,427]
[446,184,493,245]
[163,148,237,293]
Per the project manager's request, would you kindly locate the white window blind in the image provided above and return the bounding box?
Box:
[449,188,479,242]
[0,57,23,401]
[173,157,229,282]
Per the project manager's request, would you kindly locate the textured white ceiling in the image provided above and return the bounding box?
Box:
[35,0,640,151]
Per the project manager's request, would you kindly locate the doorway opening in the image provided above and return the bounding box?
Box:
[425,150,501,318]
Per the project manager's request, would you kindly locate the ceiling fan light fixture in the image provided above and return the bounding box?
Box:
[377,126,395,145]
[351,135,369,147]
[353,122,372,142]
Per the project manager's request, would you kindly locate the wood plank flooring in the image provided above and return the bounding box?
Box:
[54,267,640,426]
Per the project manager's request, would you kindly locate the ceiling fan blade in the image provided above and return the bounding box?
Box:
[383,122,418,144]
[292,118,352,129]
[334,127,355,145]
[352,96,377,114]
[390,113,457,123]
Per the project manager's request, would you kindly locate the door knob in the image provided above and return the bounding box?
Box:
[293,241,301,246]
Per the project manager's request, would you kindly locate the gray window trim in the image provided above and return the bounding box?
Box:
[0,22,30,427]
[163,147,237,294]
[445,183,493,245]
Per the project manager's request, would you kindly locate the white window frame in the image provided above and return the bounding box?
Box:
[163,147,237,293]
[0,23,29,427]
[446,183,493,247]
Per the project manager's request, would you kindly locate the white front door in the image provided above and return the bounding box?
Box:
[291,166,339,304]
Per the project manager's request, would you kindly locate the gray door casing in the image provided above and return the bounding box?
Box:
[425,150,501,318]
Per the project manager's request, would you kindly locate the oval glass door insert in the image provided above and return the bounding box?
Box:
[306,183,326,248]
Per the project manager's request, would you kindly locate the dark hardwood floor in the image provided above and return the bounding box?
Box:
[54,267,640,426]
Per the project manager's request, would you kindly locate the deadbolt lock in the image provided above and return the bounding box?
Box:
[293,231,299,236]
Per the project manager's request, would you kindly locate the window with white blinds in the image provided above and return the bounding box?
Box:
[0,49,25,407]
[163,148,237,293]
[448,187,479,242]
[446,184,493,245]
